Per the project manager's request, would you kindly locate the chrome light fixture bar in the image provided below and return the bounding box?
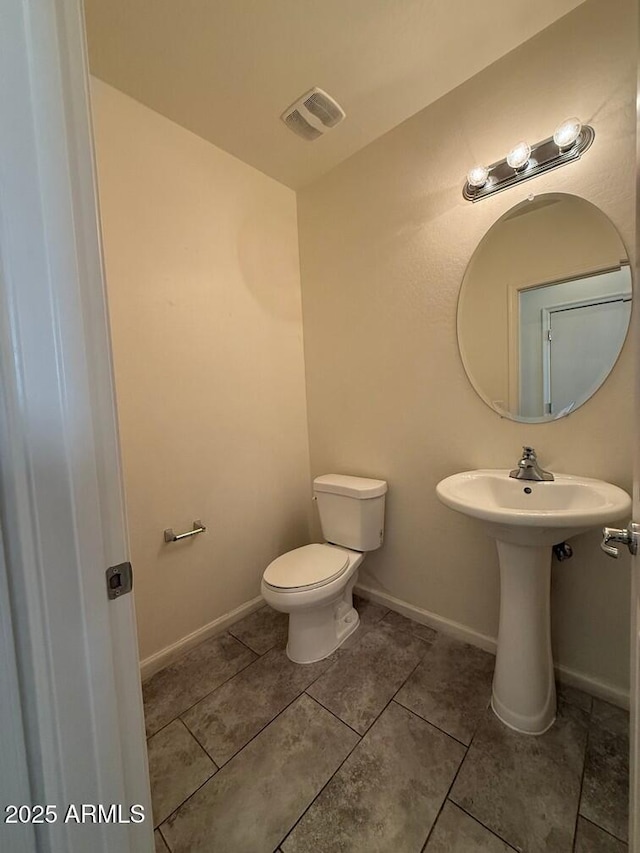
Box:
[463,120,595,203]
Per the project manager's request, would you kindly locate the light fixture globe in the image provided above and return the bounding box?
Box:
[553,117,582,150]
[506,141,531,171]
[467,165,489,188]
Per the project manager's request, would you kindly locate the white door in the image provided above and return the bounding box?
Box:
[517,267,631,418]
[0,1,153,851]
[547,296,631,415]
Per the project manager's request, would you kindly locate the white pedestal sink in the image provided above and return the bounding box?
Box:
[436,470,630,734]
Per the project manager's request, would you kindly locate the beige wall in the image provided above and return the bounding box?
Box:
[298,0,635,692]
[92,80,312,662]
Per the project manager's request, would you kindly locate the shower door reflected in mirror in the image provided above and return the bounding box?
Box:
[458,194,632,423]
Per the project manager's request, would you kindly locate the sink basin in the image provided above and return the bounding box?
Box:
[436,469,631,545]
[436,468,630,735]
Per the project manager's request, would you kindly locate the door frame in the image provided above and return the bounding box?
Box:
[0,1,152,850]
[630,0,640,840]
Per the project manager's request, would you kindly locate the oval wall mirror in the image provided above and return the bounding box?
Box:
[458,194,632,422]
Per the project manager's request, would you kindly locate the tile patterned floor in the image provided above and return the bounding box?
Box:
[145,596,629,853]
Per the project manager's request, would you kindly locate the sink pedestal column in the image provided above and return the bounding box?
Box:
[492,540,556,734]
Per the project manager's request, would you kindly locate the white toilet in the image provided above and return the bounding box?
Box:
[261,474,387,664]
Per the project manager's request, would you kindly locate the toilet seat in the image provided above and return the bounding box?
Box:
[263,544,349,592]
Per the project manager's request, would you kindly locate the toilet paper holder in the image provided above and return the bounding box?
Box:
[164,520,206,543]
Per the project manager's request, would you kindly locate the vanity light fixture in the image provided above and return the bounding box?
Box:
[506,141,531,171]
[463,118,595,202]
[553,116,582,150]
[466,164,490,188]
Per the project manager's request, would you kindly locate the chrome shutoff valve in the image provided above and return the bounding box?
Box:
[601,522,639,559]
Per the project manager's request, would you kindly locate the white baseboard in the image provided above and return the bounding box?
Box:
[554,663,629,710]
[355,583,630,710]
[139,595,264,682]
[356,583,498,653]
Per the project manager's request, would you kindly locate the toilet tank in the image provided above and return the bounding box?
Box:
[313,474,387,551]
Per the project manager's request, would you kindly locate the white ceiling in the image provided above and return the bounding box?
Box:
[84,0,587,189]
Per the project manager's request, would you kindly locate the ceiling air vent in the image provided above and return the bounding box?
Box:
[281,87,346,141]
[284,109,323,141]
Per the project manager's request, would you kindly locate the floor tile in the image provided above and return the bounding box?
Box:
[574,817,628,852]
[143,634,256,736]
[340,594,390,650]
[424,801,515,852]
[306,622,427,734]
[557,682,593,714]
[228,605,288,655]
[282,701,464,853]
[161,694,359,853]
[182,648,333,765]
[381,609,438,644]
[580,704,629,842]
[147,719,216,826]
[154,829,170,853]
[591,699,630,737]
[395,634,494,744]
[352,593,388,623]
[450,702,589,852]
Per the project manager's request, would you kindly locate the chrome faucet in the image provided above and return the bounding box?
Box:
[509,446,554,482]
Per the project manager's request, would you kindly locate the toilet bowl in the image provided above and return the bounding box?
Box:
[261,544,364,663]
[260,474,387,664]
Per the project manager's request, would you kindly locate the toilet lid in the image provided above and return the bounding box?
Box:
[263,544,349,590]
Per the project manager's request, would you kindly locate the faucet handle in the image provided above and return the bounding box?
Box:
[522,446,536,458]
